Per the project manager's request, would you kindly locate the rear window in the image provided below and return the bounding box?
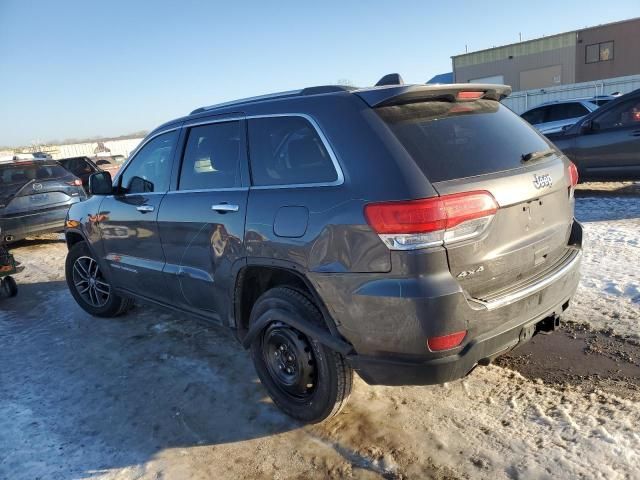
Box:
[0,163,70,186]
[377,100,551,183]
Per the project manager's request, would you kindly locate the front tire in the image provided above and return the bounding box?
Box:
[65,241,132,317]
[250,287,353,423]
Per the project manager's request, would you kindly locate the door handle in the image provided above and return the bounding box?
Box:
[211,203,239,213]
[136,205,155,213]
[631,130,640,137]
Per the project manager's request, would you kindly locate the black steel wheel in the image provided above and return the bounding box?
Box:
[2,276,18,297]
[65,241,132,317]
[250,287,353,423]
[262,322,317,401]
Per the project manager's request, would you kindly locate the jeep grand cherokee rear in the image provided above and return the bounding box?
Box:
[64,79,581,423]
[319,90,582,386]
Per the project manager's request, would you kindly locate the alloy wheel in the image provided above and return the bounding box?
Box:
[72,256,110,308]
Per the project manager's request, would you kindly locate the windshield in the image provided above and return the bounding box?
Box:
[376,100,552,183]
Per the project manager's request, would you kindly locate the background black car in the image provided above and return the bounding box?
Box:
[548,89,640,181]
[57,156,100,190]
[0,160,86,242]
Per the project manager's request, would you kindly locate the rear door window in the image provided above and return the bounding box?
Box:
[377,100,551,183]
[248,116,337,186]
[179,121,241,190]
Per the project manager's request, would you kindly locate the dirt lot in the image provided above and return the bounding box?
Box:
[1,183,639,479]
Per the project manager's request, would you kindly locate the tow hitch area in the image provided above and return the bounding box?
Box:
[519,316,560,344]
[536,315,561,335]
[519,324,536,343]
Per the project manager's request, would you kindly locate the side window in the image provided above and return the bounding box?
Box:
[248,116,337,186]
[179,121,241,190]
[594,99,640,130]
[521,107,546,125]
[119,131,177,194]
[547,103,589,122]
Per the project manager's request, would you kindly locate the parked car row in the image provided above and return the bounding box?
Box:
[0,155,127,242]
[521,89,640,181]
[520,96,619,135]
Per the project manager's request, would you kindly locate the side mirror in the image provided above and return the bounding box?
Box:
[580,120,593,134]
[88,171,113,195]
[129,176,154,193]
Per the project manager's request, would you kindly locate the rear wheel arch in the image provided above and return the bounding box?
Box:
[233,263,344,343]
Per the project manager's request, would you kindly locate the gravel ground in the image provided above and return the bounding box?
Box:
[0,183,638,479]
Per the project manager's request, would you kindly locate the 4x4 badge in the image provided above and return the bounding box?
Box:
[533,173,552,189]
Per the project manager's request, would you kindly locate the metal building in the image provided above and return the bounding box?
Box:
[452,17,640,92]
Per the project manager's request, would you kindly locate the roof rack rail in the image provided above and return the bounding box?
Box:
[300,85,357,95]
[190,85,357,115]
[190,89,302,115]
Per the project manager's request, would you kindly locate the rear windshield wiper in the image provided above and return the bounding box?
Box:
[521,149,556,163]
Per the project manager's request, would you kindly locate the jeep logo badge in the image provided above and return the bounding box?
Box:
[533,173,552,189]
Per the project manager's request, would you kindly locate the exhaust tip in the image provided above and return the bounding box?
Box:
[4,235,14,242]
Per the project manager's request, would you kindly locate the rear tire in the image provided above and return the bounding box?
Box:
[65,241,132,317]
[2,276,18,297]
[249,287,353,423]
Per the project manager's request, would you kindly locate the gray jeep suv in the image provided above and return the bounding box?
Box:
[64,78,583,422]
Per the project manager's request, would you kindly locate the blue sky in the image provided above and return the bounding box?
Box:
[1,0,638,146]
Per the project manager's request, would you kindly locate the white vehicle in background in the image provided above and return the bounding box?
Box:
[521,95,621,135]
[2,152,53,161]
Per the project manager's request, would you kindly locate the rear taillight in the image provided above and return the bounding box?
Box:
[427,331,467,351]
[568,162,579,187]
[364,191,498,250]
[67,179,83,187]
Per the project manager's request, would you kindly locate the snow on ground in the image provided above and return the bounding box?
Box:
[568,193,640,339]
[1,188,639,479]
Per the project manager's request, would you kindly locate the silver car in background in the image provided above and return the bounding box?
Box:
[521,96,619,135]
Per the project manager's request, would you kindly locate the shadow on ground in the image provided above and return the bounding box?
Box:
[575,181,640,198]
[0,282,298,479]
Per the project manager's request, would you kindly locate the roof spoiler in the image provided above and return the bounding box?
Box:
[354,83,512,108]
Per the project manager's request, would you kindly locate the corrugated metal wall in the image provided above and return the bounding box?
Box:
[456,45,576,91]
[50,138,143,159]
[502,74,640,114]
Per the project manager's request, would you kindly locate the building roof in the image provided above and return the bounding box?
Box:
[452,16,640,64]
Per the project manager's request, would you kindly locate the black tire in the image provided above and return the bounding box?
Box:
[2,276,18,297]
[65,241,132,317]
[250,287,353,423]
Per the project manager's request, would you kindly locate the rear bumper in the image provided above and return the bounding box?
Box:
[348,297,570,385]
[0,205,72,241]
[310,222,583,386]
